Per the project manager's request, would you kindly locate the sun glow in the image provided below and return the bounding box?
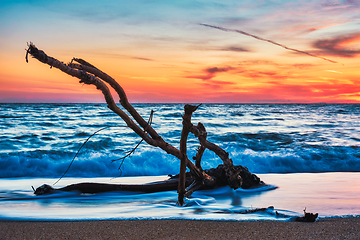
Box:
[0,1,359,103]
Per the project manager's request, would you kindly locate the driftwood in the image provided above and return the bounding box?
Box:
[34,164,263,195]
[26,43,264,205]
[295,208,319,222]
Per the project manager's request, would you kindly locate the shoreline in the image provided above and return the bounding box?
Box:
[1,218,359,239]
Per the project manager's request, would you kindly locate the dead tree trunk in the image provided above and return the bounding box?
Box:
[26,43,263,205]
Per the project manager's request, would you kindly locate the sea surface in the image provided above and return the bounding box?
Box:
[0,103,359,220]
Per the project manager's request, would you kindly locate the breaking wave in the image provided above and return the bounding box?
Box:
[0,103,359,178]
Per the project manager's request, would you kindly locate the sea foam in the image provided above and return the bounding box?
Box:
[0,103,359,178]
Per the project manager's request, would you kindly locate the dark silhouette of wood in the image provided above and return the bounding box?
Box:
[26,43,264,205]
[34,163,263,195]
[34,179,185,195]
[295,208,319,222]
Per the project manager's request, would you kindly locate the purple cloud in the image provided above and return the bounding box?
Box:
[313,33,360,58]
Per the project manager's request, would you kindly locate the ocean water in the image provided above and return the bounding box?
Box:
[0,103,359,220]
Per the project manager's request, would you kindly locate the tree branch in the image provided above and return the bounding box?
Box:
[26,43,250,203]
[69,60,162,141]
[178,104,204,205]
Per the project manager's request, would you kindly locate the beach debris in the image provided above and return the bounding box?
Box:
[33,164,264,196]
[216,206,274,215]
[34,184,56,195]
[295,208,319,222]
[215,206,319,222]
[26,42,266,205]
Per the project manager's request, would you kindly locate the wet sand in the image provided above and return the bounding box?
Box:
[0,218,359,239]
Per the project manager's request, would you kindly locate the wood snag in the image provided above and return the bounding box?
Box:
[26,43,264,205]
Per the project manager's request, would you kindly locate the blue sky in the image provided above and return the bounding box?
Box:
[1,0,360,103]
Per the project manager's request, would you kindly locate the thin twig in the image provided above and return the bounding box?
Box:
[53,125,127,185]
[111,110,155,172]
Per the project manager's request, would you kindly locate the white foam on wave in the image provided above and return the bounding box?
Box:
[1,144,360,178]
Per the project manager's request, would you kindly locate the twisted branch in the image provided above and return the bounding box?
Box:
[26,43,246,205]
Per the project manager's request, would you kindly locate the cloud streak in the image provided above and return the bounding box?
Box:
[200,23,339,64]
[187,66,232,81]
[220,46,250,52]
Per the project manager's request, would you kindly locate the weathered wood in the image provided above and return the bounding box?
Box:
[295,208,319,222]
[178,104,205,205]
[34,163,264,196]
[26,43,263,203]
[34,179,186,195]
[194,145,205,171]
[191,122,243,189]
[26,43,209,183]
[69,60,162,141]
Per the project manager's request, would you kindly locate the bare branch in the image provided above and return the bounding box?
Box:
[26,43,258,203]
[194,145,205,171]
[69,61,162,141]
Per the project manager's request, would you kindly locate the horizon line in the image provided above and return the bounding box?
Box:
[0,102,358,105]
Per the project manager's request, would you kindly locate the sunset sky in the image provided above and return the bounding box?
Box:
[0,0,359,103]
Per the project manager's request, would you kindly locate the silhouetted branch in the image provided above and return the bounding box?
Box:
[27,43,264,205]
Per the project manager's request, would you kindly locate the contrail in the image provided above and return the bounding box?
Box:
[200,23,338,64]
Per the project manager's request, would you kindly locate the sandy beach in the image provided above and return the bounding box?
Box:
[0,218,359,239]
